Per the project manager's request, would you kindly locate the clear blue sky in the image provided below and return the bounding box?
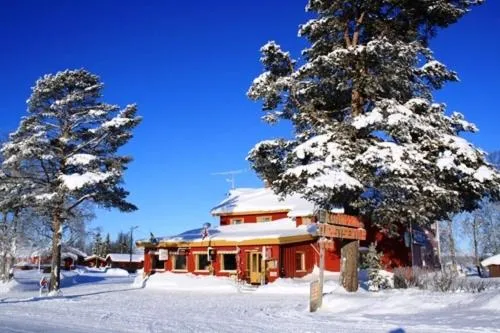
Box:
[1,1,499,241]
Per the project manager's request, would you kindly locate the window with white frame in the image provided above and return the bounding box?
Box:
[173,254,187,271]
[230,218,244,225]
[256,216,272,223]
[220,253,237,272]
[195,253,210,271]
[295,251,305,272]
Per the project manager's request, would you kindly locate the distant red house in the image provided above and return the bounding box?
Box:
[84,255,107,268]
[137,187,437,284]
[29,245,87,270]
[106,253,144,272]
[481,254,500,278]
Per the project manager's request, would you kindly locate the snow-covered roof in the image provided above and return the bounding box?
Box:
[84,255,106,261]
[155,218,316,245]
[106,253,143,263]
[210,187,342,217]
[481,254,500,267]
[31,244,87,259]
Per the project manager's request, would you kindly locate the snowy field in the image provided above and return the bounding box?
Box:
[0,268,499,333]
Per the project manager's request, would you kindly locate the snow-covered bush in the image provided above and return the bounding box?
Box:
[457,278,498,293]
[430,268,457,292]
[365,243,390,291]
[393,267,429,289]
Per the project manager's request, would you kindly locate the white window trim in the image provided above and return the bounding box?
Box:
[296,251,306,272]
[230,218,244,225]
[194,253,210,272]
[256,216,272,223]
[172,254,188,272]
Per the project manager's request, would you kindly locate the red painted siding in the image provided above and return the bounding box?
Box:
[279,242,317,278]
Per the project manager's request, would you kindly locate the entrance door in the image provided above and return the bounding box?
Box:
[249,252,263,284]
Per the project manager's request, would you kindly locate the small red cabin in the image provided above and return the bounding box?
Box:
[84,255,107,268]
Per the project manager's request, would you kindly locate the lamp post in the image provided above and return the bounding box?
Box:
[129,226,139,271]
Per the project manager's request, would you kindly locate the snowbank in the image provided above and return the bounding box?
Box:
[322,288,500,317]
[255,266,340,294]
[105,268,129,276]
[0,279,21,293]
[143,272,238,293]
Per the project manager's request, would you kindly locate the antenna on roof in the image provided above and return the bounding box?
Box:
[211,169,246,189]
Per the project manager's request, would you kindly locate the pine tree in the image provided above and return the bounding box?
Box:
[365,242,388,291]
[247,1,500,292]
[1,69,141,292]
[103,233,111,257]
[92,232,103,257]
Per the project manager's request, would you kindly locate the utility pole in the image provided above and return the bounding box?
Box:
[129,226,139,270]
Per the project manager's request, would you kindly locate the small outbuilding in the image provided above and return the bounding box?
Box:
[84,255,107,268]
[481,254,500,277]
[106,253,144,272]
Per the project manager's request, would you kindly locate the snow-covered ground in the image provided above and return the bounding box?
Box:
[0,269,499,333]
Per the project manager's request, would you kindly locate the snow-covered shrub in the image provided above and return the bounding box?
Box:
[457,278,497,293]
[393,267,430,289]
[365,243,390,291]
[430,268,457,292]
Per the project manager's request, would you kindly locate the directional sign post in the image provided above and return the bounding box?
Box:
[311,210,366,312]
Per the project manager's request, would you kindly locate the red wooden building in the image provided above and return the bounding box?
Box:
[137,187,437,284]
[106,253,144,272]
[84,255,107,268]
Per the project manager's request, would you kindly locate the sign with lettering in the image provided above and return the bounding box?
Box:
[159,249,168,261]
[326,213,363,228]
[310,280,321,312]
[318,224,366,240]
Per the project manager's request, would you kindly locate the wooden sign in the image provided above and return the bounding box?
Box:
[326,213,363,228]
[309,280,322,312]
[318,224,366,240]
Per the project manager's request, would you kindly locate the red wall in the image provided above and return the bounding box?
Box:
[280,242,317,278]
[219,212,289,226]
[362,224,411,270]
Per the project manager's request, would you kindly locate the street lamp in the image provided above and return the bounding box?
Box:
[129,226,139,271]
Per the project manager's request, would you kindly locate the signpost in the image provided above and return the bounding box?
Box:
[310,210,366,312]
[309,280,321,312]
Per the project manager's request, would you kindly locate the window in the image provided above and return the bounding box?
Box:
[301,217,312,225]
[256,216,272,223]
[173,254,187,271]
[295,252,305,272]
[220,254,237,272]
[153,255,165,270]
[195,254,210,271]
[230,218,243,225]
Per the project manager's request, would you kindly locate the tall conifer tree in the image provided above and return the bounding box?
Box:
[1,70,141,291]
[247,0,499,291]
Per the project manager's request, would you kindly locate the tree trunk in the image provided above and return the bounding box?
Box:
[351,89,363,117]
[8,210,20,276]
[49,213,63,292]
[472,218,481,277]
[341,240,359,292]
[446,219,457,273]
